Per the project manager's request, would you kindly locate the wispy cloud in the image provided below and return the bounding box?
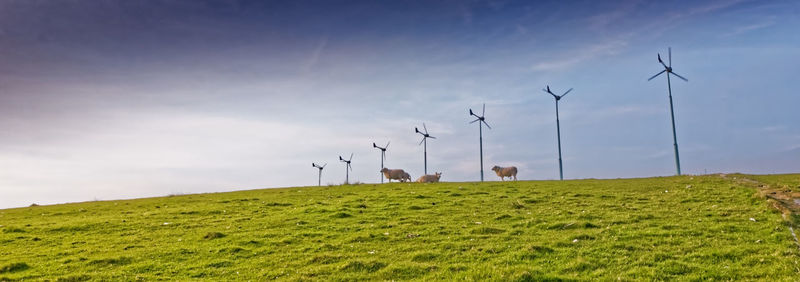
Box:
[576,105,660,121]
[784,144,800,152]
[683,0,751,17]
[303,36,329,71]
[586,1,642,31]
[722,18,776,37]
[761,125,785,132]
[530,40,628,72]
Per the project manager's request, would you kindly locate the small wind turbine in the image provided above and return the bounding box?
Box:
[543,85,573,180]
[373,141,390,183]
[469,104,491,181]
[312,162,326,186]
[414,123,435,175]
[648,47,688,176]
[339,153,353,184]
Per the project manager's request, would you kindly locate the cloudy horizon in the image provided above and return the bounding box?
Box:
[1,0,799,208]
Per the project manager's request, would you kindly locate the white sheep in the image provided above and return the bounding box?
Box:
[491,166,518,181]
[416,172,442,183]
[381,168,411,182]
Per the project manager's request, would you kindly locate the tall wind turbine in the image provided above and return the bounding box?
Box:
[339,153,353,184]
[312,162,326,186]
[373,141,389,183]
[648,47,688,176]
[543,85,573,180]
[469,104,491,181]
[414,123,435,175]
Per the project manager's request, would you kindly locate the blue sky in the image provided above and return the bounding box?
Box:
[1,0,799,208]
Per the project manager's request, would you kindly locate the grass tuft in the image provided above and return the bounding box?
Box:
[411,252,438,262]
[471,227,505,234]
[56,275,92,282]
[0,262,29,274]
[203,232,226,239]
[2,227,25,233]
[87,257,132,266]
[206,261,233,268]
[340,261,386,272]
[330,212,352,218]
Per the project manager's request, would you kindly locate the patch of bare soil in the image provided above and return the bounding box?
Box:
[721,174,800,249]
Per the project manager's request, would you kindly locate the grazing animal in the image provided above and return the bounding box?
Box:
[416,172,442,183]
[381,168,411,182]
[491,166,518,181]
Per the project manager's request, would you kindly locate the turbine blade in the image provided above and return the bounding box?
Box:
[428,136,436,139]
[543,86,553,95]
[648,70,666,81]
[385,141,390,148]
[323,163,327,168]
[419,138,425,145]
[482,103,485,116]
[671,72,688,82]
[470,118,480,124]
[423,123,428,134]
[349,153,353,161]
[483,120,492,129]
[562,88,573,97]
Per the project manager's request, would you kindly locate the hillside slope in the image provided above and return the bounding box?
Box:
[1,174,799,280]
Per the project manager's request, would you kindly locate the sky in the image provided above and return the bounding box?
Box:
[1,0,799,208]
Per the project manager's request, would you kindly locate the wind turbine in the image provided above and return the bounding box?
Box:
[648,47,688,176]
[338,153,353,184]
[414,123,435,175]
[543,85,573,180]
[469,103,491,181]
[373,141,390,183]
[312,162,326,186]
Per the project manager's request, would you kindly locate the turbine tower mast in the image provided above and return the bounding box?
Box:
[469,104,491,181]
[338,153,353,184]
[543,85,573,180]
[415,123,435,175]
[648,47,688,176]
[373,141,389,183]
[312,162,326,186]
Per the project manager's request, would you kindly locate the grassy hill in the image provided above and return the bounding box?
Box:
[1,174,799,280]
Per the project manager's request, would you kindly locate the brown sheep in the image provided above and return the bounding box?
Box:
[416,172,442,183]
[381,168,411,182]
[491,166,517,181]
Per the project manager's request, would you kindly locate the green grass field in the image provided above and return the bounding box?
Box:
[1,174,799,281]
